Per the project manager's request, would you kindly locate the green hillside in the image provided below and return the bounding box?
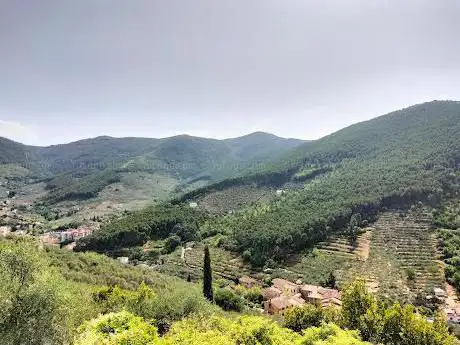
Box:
[196,102,460,264]
[174,101,460,265]
[0,132,303,205]
[0,137,38,166]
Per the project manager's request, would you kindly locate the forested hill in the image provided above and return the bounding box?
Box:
[0,132,304,203]
[0,137,37,165]
[174,101,460,264]
[284,100,460,168]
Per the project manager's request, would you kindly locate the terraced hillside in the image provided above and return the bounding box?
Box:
[316,230,371,260]
[331,208,445,302]
[278,231,372,288]
[158,243,263,282]
[372,209,444,293]
[278,207,445,303]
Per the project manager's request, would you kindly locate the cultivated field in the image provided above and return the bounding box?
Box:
[197,186,275,214]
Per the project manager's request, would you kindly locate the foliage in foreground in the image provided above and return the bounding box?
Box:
[1,238,458,345]
[0,238,100,345]
[75,312,370,345]
[75,311,159,345]
[1,238,218,344]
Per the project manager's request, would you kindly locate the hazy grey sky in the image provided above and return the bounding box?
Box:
[1,0,459,145]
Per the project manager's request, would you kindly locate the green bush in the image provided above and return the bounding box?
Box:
[74,311,158,345]
[0,238,100,345]
[284,304,325,332]
[214,288,244,312]
[162,235,181,254]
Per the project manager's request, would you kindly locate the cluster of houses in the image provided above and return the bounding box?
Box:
[57,227,93,243]
[40,227,93,246]
[261,278,341,315]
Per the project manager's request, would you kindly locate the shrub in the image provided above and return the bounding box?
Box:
[74,311,158,345]
[162,235,181,254]
[0,238,100,345]
[214,288,244,312]
[284,304,325,332]
[406,268,416,281]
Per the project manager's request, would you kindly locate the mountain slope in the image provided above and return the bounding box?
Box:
[0,137,36,165]
[178,101,460,265]
[0,132,305,204]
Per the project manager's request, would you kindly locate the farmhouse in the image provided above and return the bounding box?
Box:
[117,257,129,265]
[264,294,305,316]
[0,226,11,236]
[263,286,282,300]
[445,308,460,324]
[272,278,301,295]
[263,279,341,315]
[58,227,93,243]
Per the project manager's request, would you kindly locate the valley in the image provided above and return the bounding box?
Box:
[1,101,460,344]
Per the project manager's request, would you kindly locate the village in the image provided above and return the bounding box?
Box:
[238,274,460,325]
[236,275,341,315]
[2,186,460,325]
[0,189,95,248]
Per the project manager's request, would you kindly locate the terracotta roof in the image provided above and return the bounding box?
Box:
[270,296,305,310]
[319,288,341,299]
[302,284,319,293]
[308,291,323,300]
[263,287,282,300]
[322,297,342,307]
[273,278,299,290]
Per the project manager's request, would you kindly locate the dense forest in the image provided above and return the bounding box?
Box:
[75,203,207,253]
[436,200,460,289]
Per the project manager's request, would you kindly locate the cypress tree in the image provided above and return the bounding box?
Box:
[203,245,213,302]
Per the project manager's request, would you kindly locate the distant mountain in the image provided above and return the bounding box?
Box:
[0,132,305,203]
[0,137,36,166]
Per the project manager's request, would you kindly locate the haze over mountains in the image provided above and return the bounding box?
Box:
[0,131,305,204]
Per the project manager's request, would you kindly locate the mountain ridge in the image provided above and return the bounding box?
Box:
[0,131,305,204]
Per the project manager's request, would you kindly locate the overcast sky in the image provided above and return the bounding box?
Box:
[0,0,459,145]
